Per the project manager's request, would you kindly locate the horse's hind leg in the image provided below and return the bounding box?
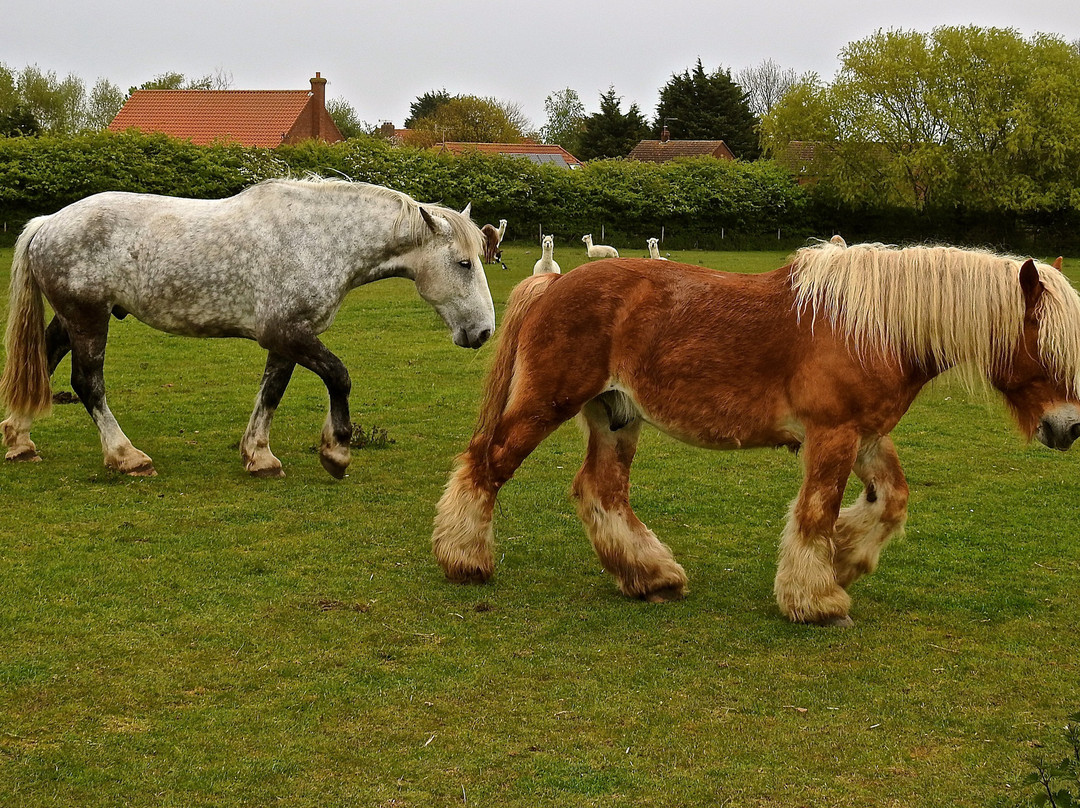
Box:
[68,315,155,476]
[257,326,351,479]
[2,316,74,462]
[832,436,909,589]
[773,426,859,625]
[240,352,295,478]
[433,401,571,584]
[572,397,687,602]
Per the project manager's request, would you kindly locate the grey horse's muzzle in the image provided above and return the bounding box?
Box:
[1036,404,1080,451]
[454,326,492,350]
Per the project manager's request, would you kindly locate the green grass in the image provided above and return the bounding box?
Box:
[1,243,1078,807]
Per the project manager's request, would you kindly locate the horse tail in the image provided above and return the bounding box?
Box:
[473,273,559,445]
[0,216,52,419]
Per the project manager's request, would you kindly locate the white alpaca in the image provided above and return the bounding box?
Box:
[497,219,507,243]
[647,238,667,260]
[582,234,619,259]
[532,235,561,275]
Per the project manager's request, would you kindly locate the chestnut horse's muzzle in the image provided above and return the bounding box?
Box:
[1036,404,1080,451]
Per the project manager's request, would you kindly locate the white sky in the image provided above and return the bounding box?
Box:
[9,0,1080,131]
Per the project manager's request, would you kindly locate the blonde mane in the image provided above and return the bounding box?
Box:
[790,241,1080,396]
[259,177,485,256]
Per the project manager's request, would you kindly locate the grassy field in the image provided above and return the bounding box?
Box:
[1,241,1078,807]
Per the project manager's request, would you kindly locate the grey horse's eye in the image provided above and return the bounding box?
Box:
[458,259,473,269]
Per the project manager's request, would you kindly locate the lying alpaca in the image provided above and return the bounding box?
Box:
[582,233,618,259]
[532,235,561,275]
[647,238,667,260]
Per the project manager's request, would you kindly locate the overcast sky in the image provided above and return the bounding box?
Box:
[8,0,1080,131]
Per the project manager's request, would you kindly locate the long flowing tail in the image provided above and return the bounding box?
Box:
[472,272,559,447]
[0,217,52,419]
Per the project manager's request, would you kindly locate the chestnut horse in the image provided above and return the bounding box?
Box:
[432,242,1080,625]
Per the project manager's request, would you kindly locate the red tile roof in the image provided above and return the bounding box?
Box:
[628,139,736,162]
[438,142,582,167]
[108,89,341,148]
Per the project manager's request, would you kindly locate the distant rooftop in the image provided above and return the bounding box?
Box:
[438,142,583,168]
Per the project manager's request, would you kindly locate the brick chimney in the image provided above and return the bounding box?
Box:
[310,72,327,140]
[660,125,670,143]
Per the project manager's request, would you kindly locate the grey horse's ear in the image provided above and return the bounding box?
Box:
[461,202,472,218]
[420,207,439,233]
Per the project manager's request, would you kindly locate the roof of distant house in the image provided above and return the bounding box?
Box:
[108,74,343,148]
[628,139,736,162]
[438,142,583,168]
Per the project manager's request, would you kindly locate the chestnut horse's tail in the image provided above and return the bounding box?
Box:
[472,273,559,446]
[0,216,52,419]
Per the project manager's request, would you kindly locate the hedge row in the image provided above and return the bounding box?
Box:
[0,132,810,249]
[2,132,1075,251]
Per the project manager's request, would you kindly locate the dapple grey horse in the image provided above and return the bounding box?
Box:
[1,178,494,478]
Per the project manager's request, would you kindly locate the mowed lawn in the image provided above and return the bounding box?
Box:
[1,240,1078,808]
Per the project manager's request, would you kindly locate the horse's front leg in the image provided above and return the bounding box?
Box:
[773,427,859,626]
[832,436,909,589]
[258,327,352,479]
[433,403,568,584]
[240,352,296,478]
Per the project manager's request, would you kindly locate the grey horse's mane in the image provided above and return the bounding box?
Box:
[255,177,484,254]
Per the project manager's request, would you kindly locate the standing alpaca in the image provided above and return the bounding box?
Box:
[532,235,560,275]
[582,234,618,259]
[647,238,667,260]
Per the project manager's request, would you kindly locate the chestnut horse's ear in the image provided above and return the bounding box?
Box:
[1053,256,1064,271]
[1019,259,1043,312]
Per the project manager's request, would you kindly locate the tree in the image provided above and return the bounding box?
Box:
[18,65,86,135]
[576,87,651,161]
[410,95,527,144]
[327,96,367,139]
[128,69,232,95]
[84,78,125,131]
[762,26,1080,213]
[735,58,798,119]
[405,89,452,128]
[653,59,760,159]
[539,88,586,152]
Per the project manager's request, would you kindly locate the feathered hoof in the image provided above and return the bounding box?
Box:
[643,584,686,603]
[809,614,855,628]
[5,446,41,462]
[250,465,285,479]
[318,442,350,479]
[442,563,493,585]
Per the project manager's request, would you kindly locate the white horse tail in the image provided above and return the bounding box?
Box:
[0,216,52,419]
[473,273,559,446]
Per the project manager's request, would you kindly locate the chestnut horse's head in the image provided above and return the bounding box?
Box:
[997,258,1080,450]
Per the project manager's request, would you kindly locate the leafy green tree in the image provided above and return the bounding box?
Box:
[0,63,39,135]
[19,65,85,135]
[127,70,231,95]
[84,78,125,130]
[539,88,586,153]
[576,87,650,161]
[762,26,1080,214]
[653,59,760,159]
[326,96,367,139]
[405,89,452,128]
[410,95,526,144]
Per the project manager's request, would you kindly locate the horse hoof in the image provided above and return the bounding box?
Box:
[444,565,492,585]
[126,464,158,477]
[250,465,286,479]
[814,614,854,628]
[644,585,686,603]
[318,454,348,479]
[5,448,42,462]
